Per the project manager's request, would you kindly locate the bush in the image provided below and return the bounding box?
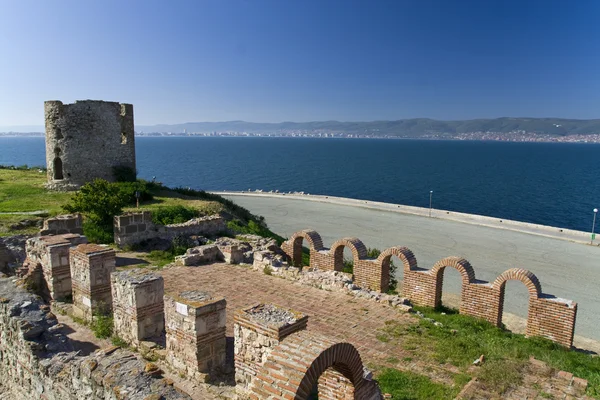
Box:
[116,181,153,204]
[91,314,113,339]
[82,220,114,244]
[63,179,129,243]
[152,205,199,225]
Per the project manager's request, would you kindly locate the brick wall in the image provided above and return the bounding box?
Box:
[164,291,227,380]
[70,244,116,322]
[318,368,355,400]
[281,232,390,292]
[250,330,382,400]
[113,211,226,247]
[282,229,578,348]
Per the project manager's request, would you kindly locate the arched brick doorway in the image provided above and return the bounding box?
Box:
[252,331,382,399]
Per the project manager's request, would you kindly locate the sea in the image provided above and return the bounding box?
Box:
[1,136,599,232]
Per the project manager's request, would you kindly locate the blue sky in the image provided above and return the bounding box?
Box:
[1,0,599,127]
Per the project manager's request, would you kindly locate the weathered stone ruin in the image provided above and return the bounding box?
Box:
[164,291,227,380]
[111,269,165,346]
[21,233,87,300]
[70,243,116,322]
[0,278,190,400]
[44,100,136,190]
[39,213,83,235]
[113,211,226,248]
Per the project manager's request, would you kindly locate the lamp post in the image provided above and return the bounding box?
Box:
[592,208,598,245]
[429,190,433,217]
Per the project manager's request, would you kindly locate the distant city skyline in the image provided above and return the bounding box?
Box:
[1,0,599,126]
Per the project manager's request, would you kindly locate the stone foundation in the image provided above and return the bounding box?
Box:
[165,291,227,379]
[70,244,116,322]
[111,269,165,346]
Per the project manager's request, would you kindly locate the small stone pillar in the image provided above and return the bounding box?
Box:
[164,291,227,380]
[111,269,164,346]
[220,245,243,264]
[234,303,308,396]
[70,244,116,322]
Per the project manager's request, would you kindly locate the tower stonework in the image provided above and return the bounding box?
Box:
[44,100,136,190]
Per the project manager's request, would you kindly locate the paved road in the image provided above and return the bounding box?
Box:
[223,194,600,342]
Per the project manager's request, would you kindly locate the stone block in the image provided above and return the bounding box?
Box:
[164,291,226,378]
[70,244,116,322]
[111,269,164,346]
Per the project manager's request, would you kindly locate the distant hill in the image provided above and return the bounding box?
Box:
[4,117,600,137]
[136,118,600,137]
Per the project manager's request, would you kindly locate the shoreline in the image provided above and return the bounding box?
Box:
[213,191,597,246]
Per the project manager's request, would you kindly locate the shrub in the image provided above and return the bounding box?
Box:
[82,220,114,244]
[151,205,199,225]
[91,312,113,339]
[63,179,129,243]
[116,180,153,204]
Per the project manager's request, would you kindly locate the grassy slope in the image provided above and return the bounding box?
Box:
[377,306,600,397]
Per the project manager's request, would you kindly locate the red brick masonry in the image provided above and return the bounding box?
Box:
[282,229,577,348]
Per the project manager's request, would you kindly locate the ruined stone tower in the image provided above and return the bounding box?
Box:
[44,100,136,190]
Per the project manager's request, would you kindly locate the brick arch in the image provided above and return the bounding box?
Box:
[255,331,381,399]
[430,256,476,309]
[492,268,542,299]
[281,229,325,268]
[377,246,418,273]
[330,238,368,272]
[431,257,476,286]
[289,229,325,251]
[296,342,373,399]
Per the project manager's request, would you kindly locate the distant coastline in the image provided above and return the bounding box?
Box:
[2,131,600,143]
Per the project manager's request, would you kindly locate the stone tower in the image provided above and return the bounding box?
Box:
[44,100,136,190]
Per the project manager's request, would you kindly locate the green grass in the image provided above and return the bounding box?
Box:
[376,368,463,399]
[0,169,280,246]
[0,168,71,213]
[379,306,600,396]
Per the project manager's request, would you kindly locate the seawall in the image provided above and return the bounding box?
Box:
[213,191,596,245]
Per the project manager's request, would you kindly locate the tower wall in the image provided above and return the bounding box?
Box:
[44,100,136,190]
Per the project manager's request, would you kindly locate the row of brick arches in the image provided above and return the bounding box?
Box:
[281,229,577,347]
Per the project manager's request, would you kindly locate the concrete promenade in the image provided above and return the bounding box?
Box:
[218,192,600,345]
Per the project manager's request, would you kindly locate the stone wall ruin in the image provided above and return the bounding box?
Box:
[22,233,88,300]
[282,229,578,347]
[39,213,83,235]
[113,211,226,248]
[44,100,136,190]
